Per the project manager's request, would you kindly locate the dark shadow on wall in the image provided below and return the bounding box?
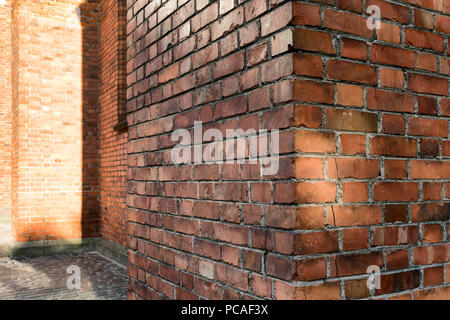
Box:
[80,0,101,239]
[79,0,129,242]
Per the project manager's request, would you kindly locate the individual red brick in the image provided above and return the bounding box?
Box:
[422,224,443,243]
[295,130,336,153]
[367,88,415,113]
[384,160,408,179]
[417,96,437,115]
[380,68,404,89]
[294,105,322,128]
[261,54,293,83]
[265,254,297,280]
[296,182,336,203]
[370,136,417,157]
[409,118,448,137]
[328,158,380,179]
[377,22,401,44]
[338,0,363,12]
[212,52,244,79]
[345,278,369,299]
[244,0,267,21]
[441,98,450,116]
[326,109,377,132]
[436,14,450,33]
[211,6,243,40]
[324,9,372,37]
[329,205,382,227]
[424,266,444,287]
[373,182,419,201]
[248,87,270,111]
[274,281,341,300]
[411,203,450,223]
[342,182,368,203]
[372,226,419,246]
[386,249,410,271]
[326,59,377,84]
[414,9,433,29]
[292,29,335,54]
[420,138,440,157]
[251,274,272,298]
[407,73,449,96]
[330,252,383,277]
[367,0,410,23]
[376,270,420,295]
[296,258,327,281]
[385,205,408,223]
[340,134,366,155]
[246,43,267,67]
[404,28,444,52]
[340,38,367,60]
[293,53,323,78]
[382,114,406,135]
[260,2,292,36]
[342,228,369,250]
[417,52,438,71]
[410,160,450,179]
[295,79,334,104]
[214,223,249,246]
[295,157,324,179]
[215,263,249,291]
[192,43,218,69]
[336,83,364,107]
[413,286,450,300]
[242,204,262,225]
[413,244,449,265]
[292,2,321,26]
[370,44,415,68]
[294,231,339,254]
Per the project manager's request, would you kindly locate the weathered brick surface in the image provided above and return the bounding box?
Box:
[126,0,450,300]
[98,0,128,247]
[0,1,11,219]
[10,0,100,241]
[3,0,128,245]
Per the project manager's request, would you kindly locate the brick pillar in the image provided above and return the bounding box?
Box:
[11,0,100,241]
[125,0,450,300]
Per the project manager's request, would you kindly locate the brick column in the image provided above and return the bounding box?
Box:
[125,0,450,300]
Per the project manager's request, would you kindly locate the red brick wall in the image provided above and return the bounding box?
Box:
[0,1,12,219]
[10,0,100,241]
[126,0,450,300]
[5,0,129,245]
[98,0,128,247]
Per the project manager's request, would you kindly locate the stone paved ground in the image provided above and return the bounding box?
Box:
[0,252,128,300]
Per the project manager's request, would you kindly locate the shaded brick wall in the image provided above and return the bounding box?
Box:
[98,0,128,246]
[10,0,100,241]
[126,0,450,300]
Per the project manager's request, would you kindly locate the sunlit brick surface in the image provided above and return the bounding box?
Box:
[126,0,450,300]
[0,1,11,219]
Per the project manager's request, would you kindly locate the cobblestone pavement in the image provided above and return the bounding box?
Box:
[0,252,128,300]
